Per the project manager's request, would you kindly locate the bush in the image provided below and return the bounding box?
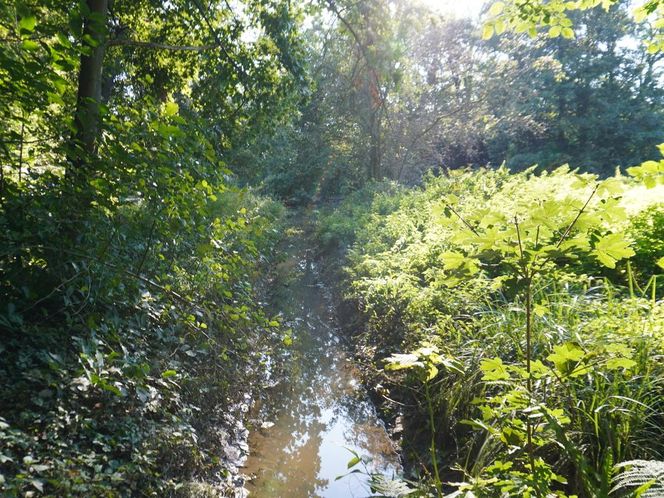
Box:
[0,108,286,496]
[629,203,664,278]
[325,166,664,497]
[316,180,403,253]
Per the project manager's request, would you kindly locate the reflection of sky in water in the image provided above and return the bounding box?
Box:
[243,248,401,497]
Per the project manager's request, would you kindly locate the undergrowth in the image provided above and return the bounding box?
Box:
[0,110,287,496]
[318,165,664,497]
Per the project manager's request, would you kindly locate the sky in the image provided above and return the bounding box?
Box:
[416,0,487,19]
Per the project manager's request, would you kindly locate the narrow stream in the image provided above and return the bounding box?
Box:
[243,238,401,497]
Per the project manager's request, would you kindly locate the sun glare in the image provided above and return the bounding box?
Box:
[415,0,487,18]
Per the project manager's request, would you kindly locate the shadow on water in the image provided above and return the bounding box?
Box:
[242,235,401,497]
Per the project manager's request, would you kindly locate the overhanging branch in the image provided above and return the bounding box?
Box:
[107,39,220,51]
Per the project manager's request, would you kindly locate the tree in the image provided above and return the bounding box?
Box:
[483,1,664,173]
[1,0,305,202]
[485,0,664,51]
[71,0,108,164]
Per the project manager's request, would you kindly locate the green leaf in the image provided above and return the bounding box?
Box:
[482,24,495,40]
[335,469,362,481]
[164,101,179,117]
[548,25,562,37]
[480,357,510,381]
[548,343,585,363]
[534,303,548,317]
[82,33,99,48]
[440,251,466,270]
[368,475,416,496]
[606,358,637,371]
[592,233,635,269]
[561,27,575,39]
[605,344,633,356]
[530,360,551,379]
[634,6,648,23]
[162,370,177,378]
[657,143,664,156]
[426,363,439,381]
[21,39,39,50]
[385,353,422,371]
[627,159,664,188]
[547,342,586,375]
[347,455,361,469]
[489,2,505,16]
[98,381,122,396]
[19,15,37,34]
[30,480,44,492]
[657,256,664,270]
[546,408,571,426]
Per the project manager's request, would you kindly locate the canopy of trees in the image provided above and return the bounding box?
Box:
[234,0,663,201]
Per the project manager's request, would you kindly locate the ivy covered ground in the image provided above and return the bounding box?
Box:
[1,176,290,495]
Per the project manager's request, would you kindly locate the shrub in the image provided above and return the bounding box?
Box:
[327,166,664,497]
[0,167,285,496]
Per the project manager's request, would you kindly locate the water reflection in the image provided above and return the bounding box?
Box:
[243,246,400,497]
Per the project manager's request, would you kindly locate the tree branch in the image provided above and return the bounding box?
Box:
[107,38,220,51]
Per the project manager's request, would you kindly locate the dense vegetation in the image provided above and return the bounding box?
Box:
[318,167,664,496]
[241,0,664,200]
[1,0,664,496]
[1,0,299,495]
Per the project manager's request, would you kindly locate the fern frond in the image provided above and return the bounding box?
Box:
[612,460,664,497]
[368,474,416,497]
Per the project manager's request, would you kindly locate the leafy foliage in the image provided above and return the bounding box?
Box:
[320,166,664,496]
[0,162,286,495]
[485,0,664,53]
[0,0,301,495]
[240,0,664,200]
[2,0,664,496]
[629,204,664,279]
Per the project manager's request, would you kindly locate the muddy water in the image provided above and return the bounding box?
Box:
[243,242,401,497]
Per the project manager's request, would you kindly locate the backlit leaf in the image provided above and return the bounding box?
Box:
[19,15,37,33]
[480,357,510,381]
[606,358,637,371]
[489,2,505,16]
[592,233,635,269]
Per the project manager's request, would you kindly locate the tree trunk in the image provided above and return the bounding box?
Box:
[369,109,382,180]
[68,0,109,180]
[555,38,566,151]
